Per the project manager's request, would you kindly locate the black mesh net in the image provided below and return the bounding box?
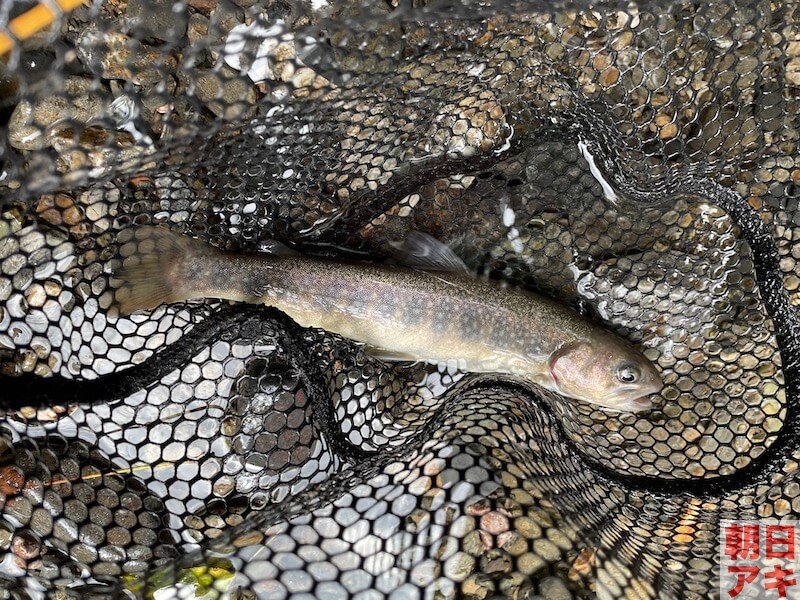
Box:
[0,0,799,597]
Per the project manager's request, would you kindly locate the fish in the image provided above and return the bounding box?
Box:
[113,226,663,412]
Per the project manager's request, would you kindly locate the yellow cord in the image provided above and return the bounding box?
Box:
[0,0,86,56]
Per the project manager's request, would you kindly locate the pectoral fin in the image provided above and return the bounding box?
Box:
[530,372,552,388]
[362,344,419,362]
[389,232,470,274]
[258,238,300,256]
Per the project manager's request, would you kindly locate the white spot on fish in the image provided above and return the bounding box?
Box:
[578,140,619,206]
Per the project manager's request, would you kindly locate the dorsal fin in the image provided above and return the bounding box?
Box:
[389,232,470,274]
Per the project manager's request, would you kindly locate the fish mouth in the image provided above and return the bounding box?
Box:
[614,395,654,412]
[601,385,654,402]
[553,379,663,412]
[601,385,641,400]
[597,383,662,412]
[590,394,653,413]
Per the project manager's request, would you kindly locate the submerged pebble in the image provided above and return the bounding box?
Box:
[7,78,104,151]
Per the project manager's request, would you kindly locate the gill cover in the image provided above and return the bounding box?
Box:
[548,341,593,394]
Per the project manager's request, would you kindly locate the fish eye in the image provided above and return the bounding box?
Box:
[617,364,641,384]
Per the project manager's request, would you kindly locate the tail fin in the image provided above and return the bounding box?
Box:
[113,226,206,314]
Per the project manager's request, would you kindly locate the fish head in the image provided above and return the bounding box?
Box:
[547,339,662,412]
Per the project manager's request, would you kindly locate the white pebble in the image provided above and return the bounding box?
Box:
[10,322,32,345]
[502,205,515,227]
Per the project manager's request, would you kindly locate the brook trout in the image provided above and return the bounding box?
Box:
[114,227,662,412]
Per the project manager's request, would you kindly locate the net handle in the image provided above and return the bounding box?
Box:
[0,0,85,55]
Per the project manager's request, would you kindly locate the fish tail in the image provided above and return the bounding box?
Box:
[114,226,208,314]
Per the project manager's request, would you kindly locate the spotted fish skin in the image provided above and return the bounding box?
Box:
[114,227,662,412]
